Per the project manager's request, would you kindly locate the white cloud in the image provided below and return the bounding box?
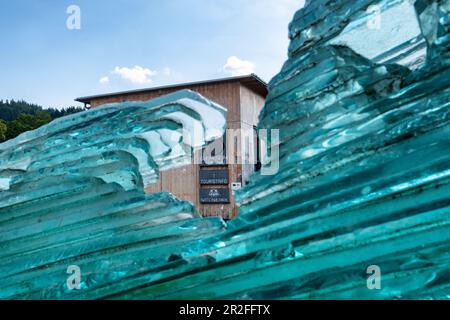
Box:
[113,66,157,85]
[99,76,109,84]
[222,56,256,76]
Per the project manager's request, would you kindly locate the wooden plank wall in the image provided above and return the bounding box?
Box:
[239,85,266,187]
[89,81,265,219]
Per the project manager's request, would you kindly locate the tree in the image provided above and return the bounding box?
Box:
[0,99,85,142]
[0,100,84,123]
[5,112,52,140]
[0,119,7,142]
[34,111,53,127]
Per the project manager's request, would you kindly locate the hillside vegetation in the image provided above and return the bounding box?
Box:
[0,100,85,142]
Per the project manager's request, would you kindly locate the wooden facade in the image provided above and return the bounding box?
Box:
[76,74,268,219]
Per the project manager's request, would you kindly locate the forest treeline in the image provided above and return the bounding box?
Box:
[0,99,85,142]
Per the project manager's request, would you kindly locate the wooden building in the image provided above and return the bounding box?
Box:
[76,74,268,219]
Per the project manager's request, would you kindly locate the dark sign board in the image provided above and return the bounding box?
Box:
[199,169,229,185]
[200,188,230,204]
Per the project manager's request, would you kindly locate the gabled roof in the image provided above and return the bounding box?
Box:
[76,74,268,104]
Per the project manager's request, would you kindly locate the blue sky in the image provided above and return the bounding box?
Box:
[0,0,305,109]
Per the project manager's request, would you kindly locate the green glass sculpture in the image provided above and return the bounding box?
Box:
[0,0,449,300]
